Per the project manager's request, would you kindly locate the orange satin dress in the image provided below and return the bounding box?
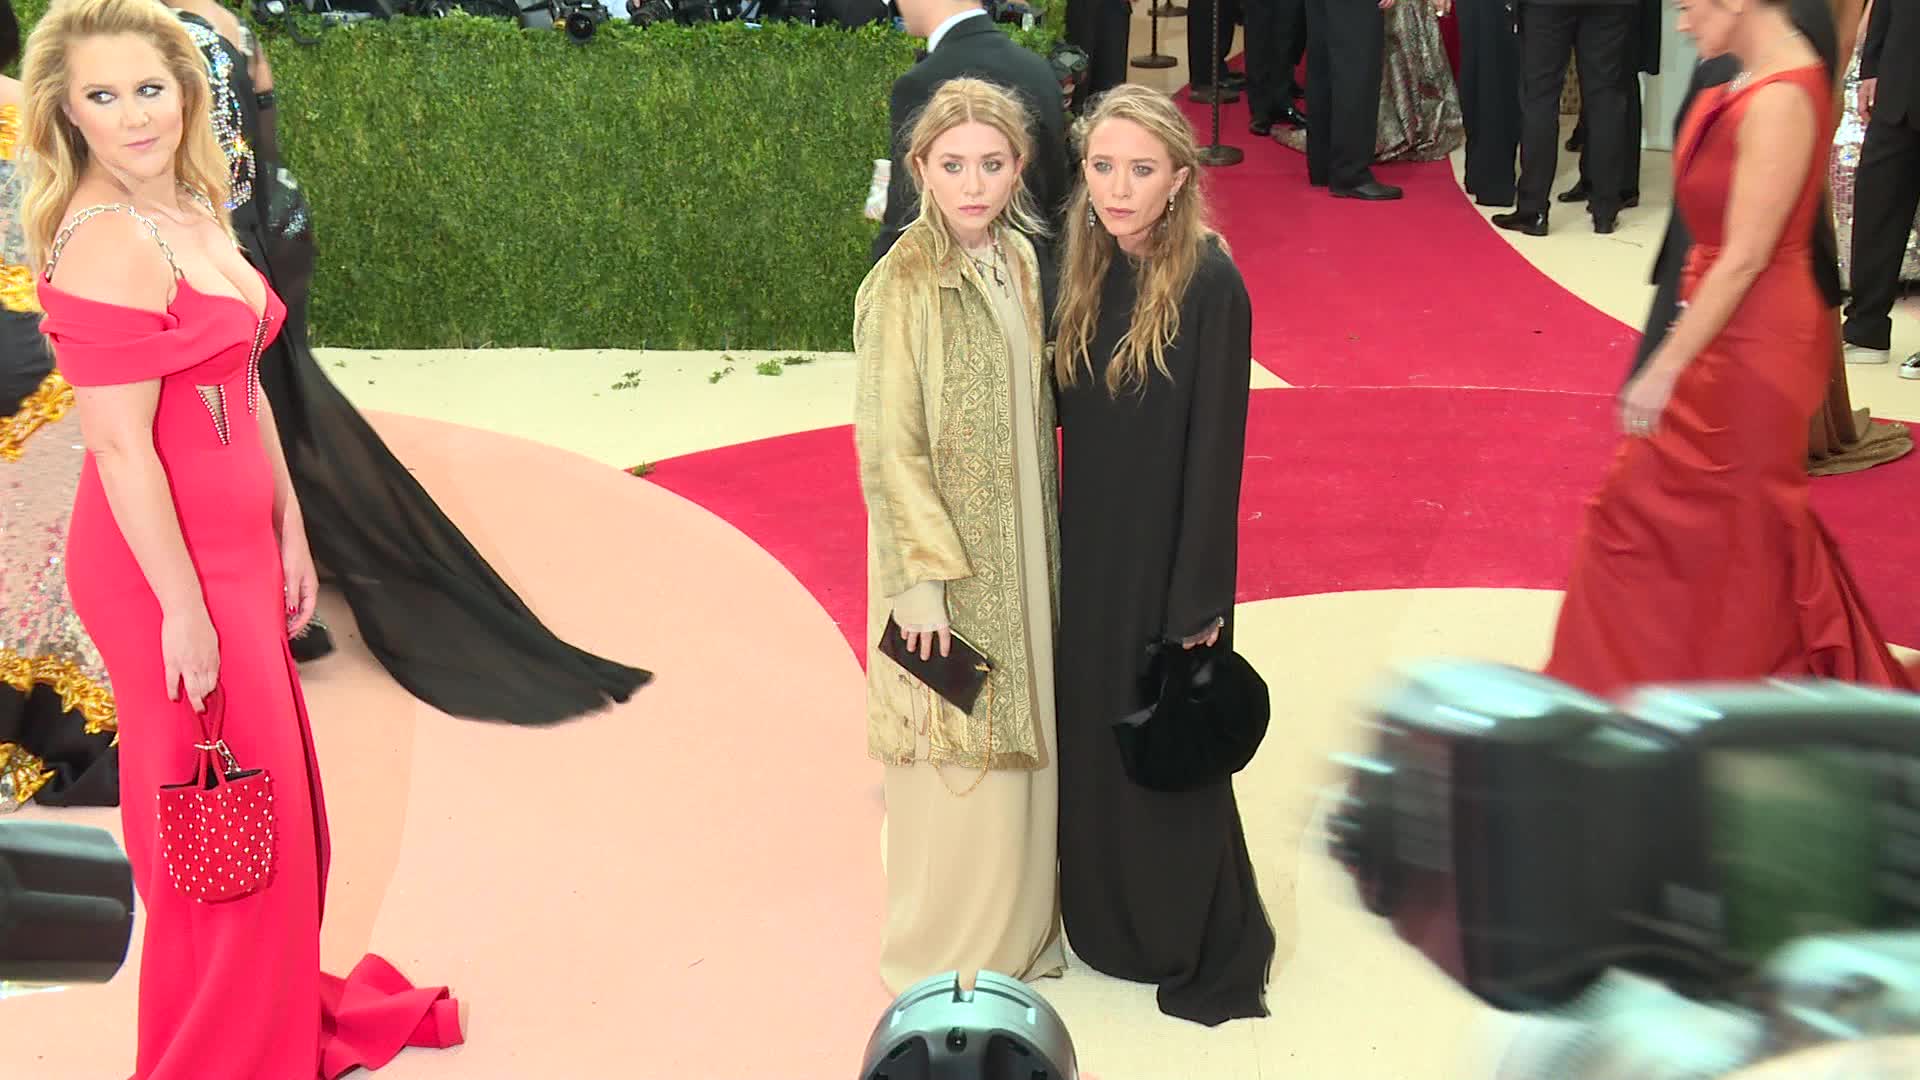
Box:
[1545,65,1914,698]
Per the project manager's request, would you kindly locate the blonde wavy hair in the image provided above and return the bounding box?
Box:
[899,76,1046,268]
[19,0,229,270]
[1054,84,1225,396]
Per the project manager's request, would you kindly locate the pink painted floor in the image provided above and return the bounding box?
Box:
[12,413,889,1078]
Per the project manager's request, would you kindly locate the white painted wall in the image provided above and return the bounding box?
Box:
[1642,23,1701,150]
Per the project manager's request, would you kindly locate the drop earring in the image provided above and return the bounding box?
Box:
[1086,204,1098,228]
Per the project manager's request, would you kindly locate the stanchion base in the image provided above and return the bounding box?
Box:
[1131,53,1178,69]
[1197,143,1244,167]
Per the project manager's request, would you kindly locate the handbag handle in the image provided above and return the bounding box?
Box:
[188,687,240,788]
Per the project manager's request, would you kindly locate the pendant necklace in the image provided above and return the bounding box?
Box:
[966,233,1007,290]
[1730,29,1801,94]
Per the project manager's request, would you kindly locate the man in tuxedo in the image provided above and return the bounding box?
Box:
[1243,0,1309,134]
[1066,0,1131,109]
[1841,0,1920,372]
[1453,0,1523,206]
[872,0,1072,270]
[1559,0,1657,211]
[1492,0,1636,235]
[1189,0,1244,102]
[1304,0,1401,199]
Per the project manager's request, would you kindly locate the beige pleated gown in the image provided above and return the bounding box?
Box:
[877,239,1066,994]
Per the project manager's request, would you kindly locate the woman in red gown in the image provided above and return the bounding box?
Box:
[1545,0,1912,697]
[20,0,462,1075]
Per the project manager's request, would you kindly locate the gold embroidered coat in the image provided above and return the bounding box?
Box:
[854,223,1059,771]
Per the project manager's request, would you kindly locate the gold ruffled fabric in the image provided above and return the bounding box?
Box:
[0,370,71,461]
[0,741,53,808]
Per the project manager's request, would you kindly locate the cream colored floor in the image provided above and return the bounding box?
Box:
[243,39,1919,1080]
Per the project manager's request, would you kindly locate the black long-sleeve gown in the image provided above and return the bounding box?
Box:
[1055,239,1274,1025]
[185,14,651,724]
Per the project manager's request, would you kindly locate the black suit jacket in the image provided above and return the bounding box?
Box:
[1862,0,1917,126]
[869,17,1072,271]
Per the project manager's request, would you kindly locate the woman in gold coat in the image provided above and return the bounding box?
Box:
[854,77,1067,993]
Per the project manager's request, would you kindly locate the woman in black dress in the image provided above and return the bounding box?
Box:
[1052,85,1273,1025]
[172,1,651,724]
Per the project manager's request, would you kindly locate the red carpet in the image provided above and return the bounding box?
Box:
[1173,76,1638,393]
[648,111,1920,654]
[647,390,1920,652]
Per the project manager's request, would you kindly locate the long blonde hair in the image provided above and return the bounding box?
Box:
[1054,85,1224,396]
[899,77,1047,268]
[19,0,229,270]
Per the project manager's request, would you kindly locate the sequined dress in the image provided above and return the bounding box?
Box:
[1832,29,1920,285]
[0,101,116,813]
[43,204,465,1078]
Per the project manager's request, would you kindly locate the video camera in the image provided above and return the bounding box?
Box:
[981,0,1033,24]
[0,821,134,996]
[1328,661,1920,1014]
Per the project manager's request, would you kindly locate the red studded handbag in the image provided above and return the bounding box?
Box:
[157,687,277,903]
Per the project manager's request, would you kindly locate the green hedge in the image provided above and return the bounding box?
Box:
[12,5,1057,349]
[255,11,1054,349]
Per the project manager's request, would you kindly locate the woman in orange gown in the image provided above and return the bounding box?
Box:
[1544,0,1912,697]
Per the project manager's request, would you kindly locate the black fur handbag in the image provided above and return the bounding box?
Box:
[1111,638,1269,792]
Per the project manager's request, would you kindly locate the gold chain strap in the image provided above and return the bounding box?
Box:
[914,674,995,798]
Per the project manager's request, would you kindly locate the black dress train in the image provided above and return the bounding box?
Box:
[183,14,651,724]
[1054,239,1274,1025]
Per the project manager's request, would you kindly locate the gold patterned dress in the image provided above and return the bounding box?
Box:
[0,101,116,811]
[854,221,1067,993]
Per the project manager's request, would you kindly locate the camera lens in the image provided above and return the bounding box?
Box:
[1327,754,1397,916]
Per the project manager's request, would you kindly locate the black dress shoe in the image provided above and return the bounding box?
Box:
[1559,182,1641,209]
[1222,71,1247,90]
[1592,213,1617,234]
[1492,210,1549,236]
[1279,104,1307,128]
[1332,180,1403,200]
[1250,117,1273,136]
[1189,84,1241,105]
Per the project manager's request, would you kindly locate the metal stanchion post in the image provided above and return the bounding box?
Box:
[1194,0,1242,167]
[1130,0,1177,68]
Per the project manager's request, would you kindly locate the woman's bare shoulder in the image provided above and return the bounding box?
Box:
[1740,78,1819,135]
[47,199,174,311]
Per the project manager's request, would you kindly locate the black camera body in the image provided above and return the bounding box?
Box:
[1,822,134,989]
[981,0,1032,23]
[552,0,607,39]
[1329,661,1920,1013]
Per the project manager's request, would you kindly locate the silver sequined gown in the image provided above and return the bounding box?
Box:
[0,103,115,812]
[1833,32,1920,285]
